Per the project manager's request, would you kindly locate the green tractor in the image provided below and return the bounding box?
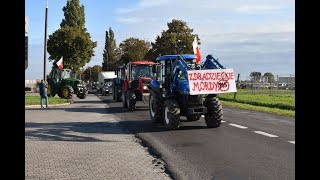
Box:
[46,68,87,99]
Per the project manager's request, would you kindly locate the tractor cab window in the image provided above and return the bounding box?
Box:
[51,70,57,79]
[165,60,172,75]
[185,58,196,69]
[61,69,71,79]
[156,63,163,81]
[120,68,125,79]
[57,70,62,81]
[131,65,153,80]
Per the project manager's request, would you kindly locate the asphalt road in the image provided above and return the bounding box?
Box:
[98,94,295,180]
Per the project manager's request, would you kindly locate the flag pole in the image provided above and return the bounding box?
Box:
[43,0,48,82]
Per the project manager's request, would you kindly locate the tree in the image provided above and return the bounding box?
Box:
[250,71,262,82]
[119,37,151,64]
[146,19,199,60]
[262,72,275,83]
[82,65,102,82]
[60,0,85,29]
[47,0,97,73]
[102,27,117,71]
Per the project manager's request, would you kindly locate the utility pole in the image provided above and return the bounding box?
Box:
[43,0,48,81]
[90,67,92,85]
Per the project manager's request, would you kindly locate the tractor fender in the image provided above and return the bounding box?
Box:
[148,80,161,94]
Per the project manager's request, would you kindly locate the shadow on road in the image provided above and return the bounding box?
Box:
[25,121,129,142]
[25,95,214,142]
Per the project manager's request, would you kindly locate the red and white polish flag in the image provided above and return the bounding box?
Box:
[192,36,201,64]
[57,56,63,69]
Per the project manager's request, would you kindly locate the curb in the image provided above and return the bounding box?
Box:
[25,103,71,108]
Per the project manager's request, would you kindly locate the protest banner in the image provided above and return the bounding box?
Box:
[187,69,237,95]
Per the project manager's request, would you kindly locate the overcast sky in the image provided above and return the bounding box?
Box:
[25,0,295,80]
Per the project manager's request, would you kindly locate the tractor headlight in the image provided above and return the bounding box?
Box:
[77,84,82,87]
[143,85,147,90]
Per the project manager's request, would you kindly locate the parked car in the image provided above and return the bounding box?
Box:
[277,83,288,89]
[102,82,113,95]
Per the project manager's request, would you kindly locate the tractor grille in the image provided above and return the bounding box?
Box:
[187,95,203,106]
[186,95,206,115]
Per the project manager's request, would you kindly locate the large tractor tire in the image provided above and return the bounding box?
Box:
[61,85,74,99]
[77,93,87,99]
[149,90,163,124]
[186,115,200,121]
[122,88,127,108]
[163,99,180,130]
[126,90,136,111]
[47,82,56,97]
[204,96,223,128]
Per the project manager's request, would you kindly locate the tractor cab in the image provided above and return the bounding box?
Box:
[49,69,72,82]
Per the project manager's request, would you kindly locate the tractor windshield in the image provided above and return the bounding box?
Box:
[131,65,152,80]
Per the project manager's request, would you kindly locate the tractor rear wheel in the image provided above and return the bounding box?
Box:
[205,96,223,128]
[122,87,127,108]
[61,85,74,99]
[116,87,122,102]
[149,90,163,124]
[113,80,116,100]
[163,99,180,130]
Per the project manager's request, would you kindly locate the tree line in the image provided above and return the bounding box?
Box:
[46,0,200,82]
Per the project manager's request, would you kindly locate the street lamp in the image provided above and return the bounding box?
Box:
[43,0,48,81]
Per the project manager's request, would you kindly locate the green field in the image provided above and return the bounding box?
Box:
[217,89,295,117]
[25,96,71,105]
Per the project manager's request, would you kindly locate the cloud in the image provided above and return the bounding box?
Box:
[139,0,170,8]
[116,0,170,14]
[235,4,281,13]
[111,0,295,76]
[117,17,144,24]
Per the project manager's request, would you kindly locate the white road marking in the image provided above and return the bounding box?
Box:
[228,123,248,129]
[254,131,278,138]
[288,141,295,144]
[221,120,226,123]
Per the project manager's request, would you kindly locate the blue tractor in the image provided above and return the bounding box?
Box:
[113,65,125,102]
[148,54,235,130]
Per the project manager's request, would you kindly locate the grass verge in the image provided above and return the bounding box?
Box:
[221,100,295,118]
[25,96,71,105]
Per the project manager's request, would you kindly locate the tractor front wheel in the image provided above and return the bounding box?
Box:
[61,85,74,99]
[205,96,223,128]
[149,90,163,124]
[163,99,180,130]
[116,87,122,102]
[126,90,136,111]
[47,82,56,97]
[77,93,87,99]
[122,88,127,108]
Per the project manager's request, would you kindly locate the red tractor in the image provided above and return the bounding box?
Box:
[121,61,154,110]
